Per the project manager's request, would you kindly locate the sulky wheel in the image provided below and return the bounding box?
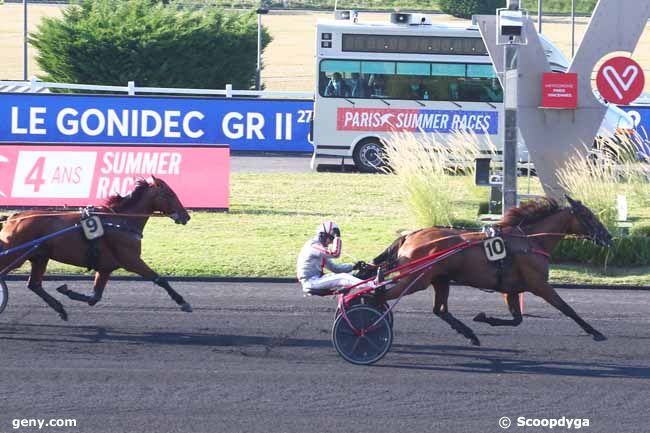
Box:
[335,297,393,328]
[0,277,7,315]
[375,303,393,328]
[332,305,393,365]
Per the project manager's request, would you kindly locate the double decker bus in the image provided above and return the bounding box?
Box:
[311,11,635,172]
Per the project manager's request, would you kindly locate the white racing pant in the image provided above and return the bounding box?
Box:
[301,273,374,293]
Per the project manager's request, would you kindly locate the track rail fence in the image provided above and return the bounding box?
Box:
[0,78,313,98]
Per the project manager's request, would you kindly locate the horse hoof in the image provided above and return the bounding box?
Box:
[470,337,481,346]
[59,311,68,321]
[473,312,487,323]
[55,284,69,295]
[88,298,98,306]
[593,333,607,342]
[180,302,193,313]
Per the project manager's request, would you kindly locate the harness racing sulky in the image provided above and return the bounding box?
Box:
[0,176,192,320]
[305,196,613,365]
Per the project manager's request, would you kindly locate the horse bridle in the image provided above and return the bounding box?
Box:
[156,188,178,220]
[566,200,612,247]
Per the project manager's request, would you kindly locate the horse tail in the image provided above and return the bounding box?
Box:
[0,215,6,231]
[374,228,426,266]
[372,232,414,269]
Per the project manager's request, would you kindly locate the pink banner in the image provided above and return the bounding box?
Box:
[0,145,229,209]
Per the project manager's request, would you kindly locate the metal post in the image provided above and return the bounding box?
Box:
[571,0,576,57]
[503,44,518,213]
[537,0,542,33]
[255,13,261,91]
[254,8,268,91]
[23,0,28,81]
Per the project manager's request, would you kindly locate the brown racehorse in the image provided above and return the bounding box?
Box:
[0,176,191,321]
[359,196,612,346]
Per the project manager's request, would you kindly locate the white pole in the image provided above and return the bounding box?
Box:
[503,0,520,213]
[571,0,576,57]
[256,13,261,90]
[23,0,28,81]
[537,0,542,33]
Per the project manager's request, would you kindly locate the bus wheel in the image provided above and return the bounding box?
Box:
[353,139,386,173]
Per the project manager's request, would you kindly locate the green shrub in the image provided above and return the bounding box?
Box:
[438,0,506,19]
[117,1,598,14]
[553,236,650,267]
[630,167,650,208]
[30,0,271,89]
[556,141,633,234]
[521,0,597,14]
[382,131,488,228]
[631,223,650,238]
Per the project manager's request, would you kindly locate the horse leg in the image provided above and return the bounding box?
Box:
[124,258,192,312]
[473,292,523,327]
[534,283,606,341]
[88,271,111,306]
[56,271,111,306]
[432,277,481,346]
[27,257,68,321]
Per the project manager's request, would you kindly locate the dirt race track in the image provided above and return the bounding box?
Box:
[0,280,648,433]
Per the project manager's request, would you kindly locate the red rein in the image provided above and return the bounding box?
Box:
[2,210,172,224]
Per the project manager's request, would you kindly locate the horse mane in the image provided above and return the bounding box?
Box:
[103,179,151,210]
[498,197,561,228]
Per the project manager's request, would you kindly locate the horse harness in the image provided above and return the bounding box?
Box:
[481,225,551,292]
[79,207,144,271]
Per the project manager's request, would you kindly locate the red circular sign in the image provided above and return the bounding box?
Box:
[596,57,645,105]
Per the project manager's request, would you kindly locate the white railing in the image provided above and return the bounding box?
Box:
[0,78,314,99]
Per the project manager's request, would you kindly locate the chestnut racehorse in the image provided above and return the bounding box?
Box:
[0,177,191,321]
[359,196,612,346]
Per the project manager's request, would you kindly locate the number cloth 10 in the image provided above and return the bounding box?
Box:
[483,237,506,261]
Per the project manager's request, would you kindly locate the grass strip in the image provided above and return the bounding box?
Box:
[4,172,649,285]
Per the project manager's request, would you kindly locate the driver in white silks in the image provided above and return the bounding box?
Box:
[297,221,376,294]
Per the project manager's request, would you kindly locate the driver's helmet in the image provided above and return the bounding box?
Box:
[316,221,341,242]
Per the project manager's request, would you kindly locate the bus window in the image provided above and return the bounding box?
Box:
[320,60,361,97]
[323,72,352,97]
[321,59,360,73]
[361,61,395,75]
[319,59,502,102]
[350,72,369,97]
[395,63,429,99]
[368,74,388,98]
[464,64,503,102]
[396,62,430,76]
[461,78,503,102]
[431,63,466,77]
[430,63,464,102]
[467,64,497,78]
